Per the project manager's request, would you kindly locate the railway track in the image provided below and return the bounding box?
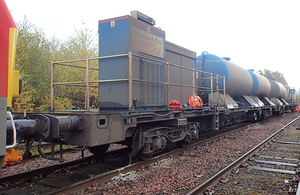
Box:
[1,113,298,194]
[0,120,254,195]
[188,115,300,195]
[48,124,270,194]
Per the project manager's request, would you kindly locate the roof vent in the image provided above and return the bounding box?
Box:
[130,10,155,26]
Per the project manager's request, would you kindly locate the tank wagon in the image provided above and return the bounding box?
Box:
[2,10,297,164]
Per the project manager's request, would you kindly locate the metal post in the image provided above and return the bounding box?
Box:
[216,75,219,105]
[216,74,220,130]
[128,52,133,111]
[210,73,213,105]
[50,61,54,110]
[223,76,226,106]
[193,68,195,108]
[85,59,90,111]
[167,62,170,105]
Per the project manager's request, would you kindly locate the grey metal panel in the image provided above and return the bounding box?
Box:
[271,98,283,106]
[165,41,196,59]
[263,97,275,107]
[254,73,271,97]
[224,61,253,97]
[70,113,125,146]
[243,95,259,108]
[268,80,286,98]
[0,97,7,156]
[165,41,196,104]
[138,57,165,106]
[209,93,239,109]
[251,96,265,107]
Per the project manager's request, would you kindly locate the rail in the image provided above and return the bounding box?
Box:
[50,53,226,111]
[187,115,300,195]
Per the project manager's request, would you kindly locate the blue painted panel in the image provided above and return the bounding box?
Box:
[98,15,166,109]
[99,16,129,57]
[248,70,259,95]
[196,53,228,89]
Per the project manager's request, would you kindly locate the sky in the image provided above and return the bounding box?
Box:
[5,0,300,91]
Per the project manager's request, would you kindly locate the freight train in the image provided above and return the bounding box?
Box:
[1,7,297,166]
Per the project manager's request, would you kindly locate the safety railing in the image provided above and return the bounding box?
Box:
[50,52,226,111]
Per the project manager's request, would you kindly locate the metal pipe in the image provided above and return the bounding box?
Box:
[223,76,226,106]
[85,58,90,111]
[6,111,16,149]
[50,61,54,110]
[210,73,213,105]
[128,52,133,110]
[54,63,98,70]
[167,62,170,105]
[54,53,129,64]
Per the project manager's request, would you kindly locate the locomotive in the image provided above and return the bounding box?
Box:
[1,9,297,166]
[0,0,21,167]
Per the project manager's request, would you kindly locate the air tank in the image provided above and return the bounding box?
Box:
[247,70,271,97]
[267,79,286,98]
[196,53,253,98]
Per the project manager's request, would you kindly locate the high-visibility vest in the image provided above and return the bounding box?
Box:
[189,94,203,108]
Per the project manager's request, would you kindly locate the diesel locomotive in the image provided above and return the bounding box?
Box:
[0,0,21,167]
[1,8,297,166]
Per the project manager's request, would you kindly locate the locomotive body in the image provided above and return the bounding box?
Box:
[0,0,20,166]
[2,10,298,164]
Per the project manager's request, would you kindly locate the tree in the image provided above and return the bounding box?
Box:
[53,24,98,109]
[257,69,288,87]
[12,17,55,111]
[11,18,98,112]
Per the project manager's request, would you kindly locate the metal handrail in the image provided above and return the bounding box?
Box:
[51,52,225,111]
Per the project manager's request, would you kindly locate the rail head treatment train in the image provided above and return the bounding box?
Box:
[1,5,297,166]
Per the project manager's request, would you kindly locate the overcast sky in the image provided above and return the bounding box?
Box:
[6,0,300,90]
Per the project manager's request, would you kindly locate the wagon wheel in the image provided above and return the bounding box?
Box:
[0,155,5,167]
[178,139,189,148]
[88,144,110,158]
[137,151,153,161]
[136,126,153,161]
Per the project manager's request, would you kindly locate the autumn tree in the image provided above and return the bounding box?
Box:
[53,25,98,109]
[257,69,288,87]
[12,17,55,111]
[11,18,98,112]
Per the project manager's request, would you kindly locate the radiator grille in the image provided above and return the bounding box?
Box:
[139,54,165,106]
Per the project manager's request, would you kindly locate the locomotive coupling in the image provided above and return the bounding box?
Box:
[6,114,80,142]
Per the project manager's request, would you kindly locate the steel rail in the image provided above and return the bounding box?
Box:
[0,148,129,185]
[187,115,300,195]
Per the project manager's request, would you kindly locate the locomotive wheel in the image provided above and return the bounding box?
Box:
[88,144,110,157]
